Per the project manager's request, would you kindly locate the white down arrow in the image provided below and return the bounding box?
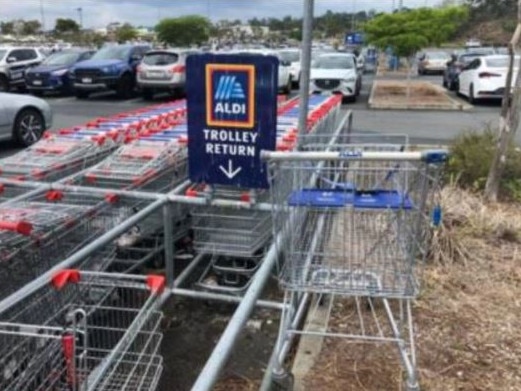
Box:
[219,159,242,179]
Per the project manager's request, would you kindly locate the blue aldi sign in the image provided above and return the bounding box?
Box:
[345,32,365,45]
[186,54,278,189]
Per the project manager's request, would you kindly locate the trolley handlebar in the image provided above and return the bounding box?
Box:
[0,220,33,235]
[260,149,449,163]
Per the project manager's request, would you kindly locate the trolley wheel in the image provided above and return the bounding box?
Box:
[270,372,294,391]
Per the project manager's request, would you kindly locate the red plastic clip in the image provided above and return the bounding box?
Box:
[46,190,64,201]
[51,269,81,290]
[146,275,165,293]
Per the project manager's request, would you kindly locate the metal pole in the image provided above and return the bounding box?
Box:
[163,203,175,287]
[0,197,166,315]
[296,0,314,150]
[190,232,283,391]
[39,0,45,33]
[172,288,287,310]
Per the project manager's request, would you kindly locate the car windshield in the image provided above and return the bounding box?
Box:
[486,57,521,67]
[0,49,6,61]
[312,55,354,69]
[279,51,300,63]
[427,52,449,59]
[459,54,482,64]
[91,46,131,60]
[143,52,179,66]
[42,51,81,65]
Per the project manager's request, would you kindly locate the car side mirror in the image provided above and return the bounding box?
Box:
[6,57,17,63]
[130,54,142,62]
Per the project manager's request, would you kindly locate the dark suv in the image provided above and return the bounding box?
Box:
[70,44,150,99]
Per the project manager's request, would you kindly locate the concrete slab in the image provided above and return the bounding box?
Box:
[368,80,473,111]
[292,295,333,391]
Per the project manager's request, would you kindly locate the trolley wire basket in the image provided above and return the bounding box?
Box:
[266,149,447,298]
[0,269,164,391]
[0,137,117,182]
[68,139,188,193]
[0,189,154,299]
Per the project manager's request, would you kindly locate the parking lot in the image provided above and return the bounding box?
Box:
[0,72,505,161]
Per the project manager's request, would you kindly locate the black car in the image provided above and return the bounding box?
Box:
[443,49,496,91]
[25,49,94,96]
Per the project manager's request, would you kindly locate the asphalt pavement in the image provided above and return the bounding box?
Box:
[0,75,507,159]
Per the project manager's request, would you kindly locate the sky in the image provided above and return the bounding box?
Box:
[0,0,438,30]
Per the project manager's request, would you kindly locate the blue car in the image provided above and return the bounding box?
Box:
[70,44,150,99]
[25,49,94,96]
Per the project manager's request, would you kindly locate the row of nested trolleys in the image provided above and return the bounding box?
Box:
[0,94,345,391]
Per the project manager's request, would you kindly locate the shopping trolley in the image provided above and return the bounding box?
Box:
[262,148,448,391]
[0,136,117,182]
[0,269,164,391]
[0,189,151,299]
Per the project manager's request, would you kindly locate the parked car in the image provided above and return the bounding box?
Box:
[70,44,150,99]
[278,49,301,87]
[443,51,494,91]
[136,48,199,100]
[229,49,293,94]
[0,92,52,147]
[310,52,361,102]
[458,55,520,104]
[25,49,94,96]
[418,51,450,75]
[0,47,46,92]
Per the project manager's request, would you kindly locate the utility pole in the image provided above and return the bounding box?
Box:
[77,7,83,29]
[40,0,46,33]
[399,0,404,11]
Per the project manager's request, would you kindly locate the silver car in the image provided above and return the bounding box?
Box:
[137,49,199,100]
[0,92,53,147]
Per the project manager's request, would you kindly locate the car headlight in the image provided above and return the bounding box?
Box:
[51,69,68,76]
[343,77,356,83]
[102,65,118,74]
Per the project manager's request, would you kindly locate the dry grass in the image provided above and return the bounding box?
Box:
[214,375,259,391]
[301,186,521,390]
[372,80,454,108]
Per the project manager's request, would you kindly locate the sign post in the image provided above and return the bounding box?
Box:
[186,54,279,189]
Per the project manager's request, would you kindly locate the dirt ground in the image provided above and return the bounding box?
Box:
[157,278,281,391]
[372,80,455,108]
[300,187,521,391]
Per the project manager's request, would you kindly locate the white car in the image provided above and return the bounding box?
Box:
[310,53,361,102]
[279,49,301,87]
[458,55,520,104]
[137,48,199,100]
[230,49,292,94]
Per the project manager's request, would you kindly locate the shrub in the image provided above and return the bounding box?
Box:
[446,127,521,201]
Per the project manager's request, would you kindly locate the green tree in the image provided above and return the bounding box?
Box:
[364,6,468,96]
[115,23,138,43]
[0,21,14,35]
[22,20,42,35]
[55,18,80,34]
[155,15,210,46]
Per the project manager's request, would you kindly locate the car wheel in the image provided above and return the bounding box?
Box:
[0,75,9,92]
[13,108,45,147]
[342,95,356,104]
[468,84,476,104]
[282,76,292,95]
[75,90,90,99]
[116,73,135,99]
[442,78,448,88]
[450,80,459,92]
[142,88,154,101]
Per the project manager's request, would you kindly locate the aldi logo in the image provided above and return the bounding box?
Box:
[206,64,255,128]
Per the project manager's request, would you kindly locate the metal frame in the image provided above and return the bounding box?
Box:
[0,108,352,391]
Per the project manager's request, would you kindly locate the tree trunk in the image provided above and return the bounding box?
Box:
[406,57,412,107]
[484,0,521,202]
